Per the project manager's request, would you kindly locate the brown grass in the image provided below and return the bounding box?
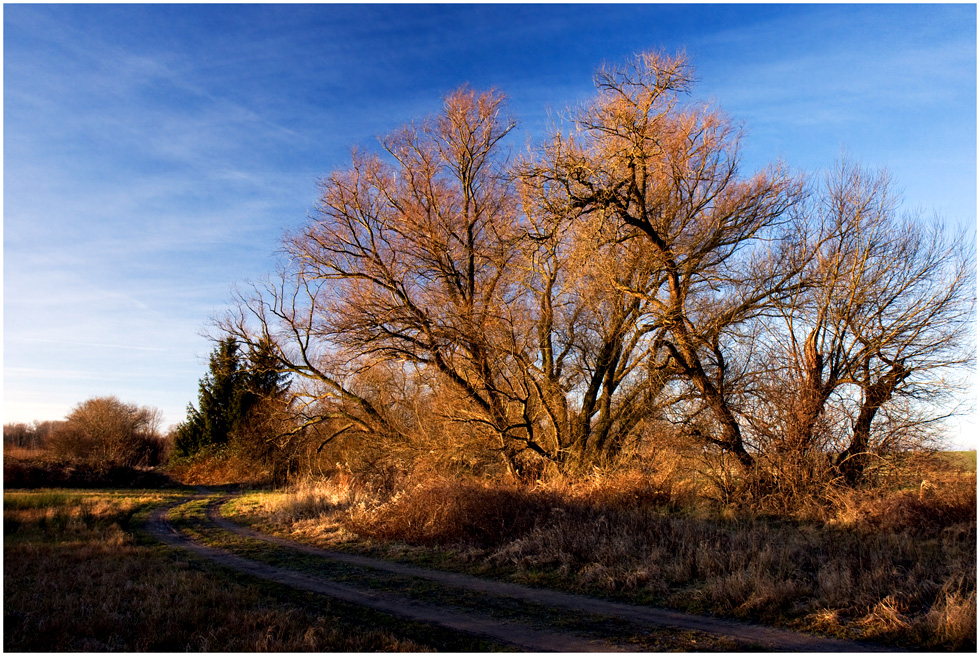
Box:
[165,447,272,487]
[3,444,47,461]
[241,465,976,650]
[3,489,426,651]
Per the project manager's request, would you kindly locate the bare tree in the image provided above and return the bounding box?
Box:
[514,182,673,468]
[221,54,971,488]
[4,423,32,448]
[224,85,682,478]
[224,89,559,477]
[49,396,164,467]
[767,159,975,483]
[529,51,807,470]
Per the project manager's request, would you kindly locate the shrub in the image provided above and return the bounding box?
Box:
[48,397,165,468]
[346,475,559,546]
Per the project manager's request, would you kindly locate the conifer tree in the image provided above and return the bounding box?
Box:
[173,337,288,458]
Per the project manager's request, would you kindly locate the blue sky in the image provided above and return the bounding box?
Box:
[4,4,976,445]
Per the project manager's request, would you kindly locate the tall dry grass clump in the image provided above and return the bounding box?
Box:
[347,476,558,546]
[341,466,684,548]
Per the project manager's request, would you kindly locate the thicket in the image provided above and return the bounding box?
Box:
[245,453,976,650]
[4,400,170,488]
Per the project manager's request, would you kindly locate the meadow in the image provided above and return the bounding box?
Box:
[2,485,496,651]
[227,454,976,651]
[4,448,975,651]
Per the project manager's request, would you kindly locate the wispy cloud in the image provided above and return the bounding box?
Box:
[14,338,170,353]
[4,4,974,431]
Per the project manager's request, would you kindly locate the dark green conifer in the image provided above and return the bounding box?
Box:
[173,337,287,458]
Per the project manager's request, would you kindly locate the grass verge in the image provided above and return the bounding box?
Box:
[228,469,977,651]
[168,494,754,651]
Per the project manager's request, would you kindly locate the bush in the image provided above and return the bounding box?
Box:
[48,397,166,468]
[345,469,679,548]
[347,476,559,546]
[3,458,177,489]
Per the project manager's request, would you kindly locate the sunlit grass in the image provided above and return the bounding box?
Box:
[233,468,976,651]
[942,450,977,472]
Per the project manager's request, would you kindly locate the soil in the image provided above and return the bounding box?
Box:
[146,490,890,653]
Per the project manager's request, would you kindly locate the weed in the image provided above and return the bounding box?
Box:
[239,465,976,650]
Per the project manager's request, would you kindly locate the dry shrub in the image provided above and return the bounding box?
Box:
[251,453,974,649]
[48,397,166,468]
[830,472,977,536]
[347,475,559,546]
[344,466,682,549]
[165,447,270,487]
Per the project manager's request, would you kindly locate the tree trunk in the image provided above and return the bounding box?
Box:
[667,327,755,471]
[837,362,908,485]
[789,329,832,454]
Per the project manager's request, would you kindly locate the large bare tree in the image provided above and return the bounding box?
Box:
[515,175,673,468]
[529,52,807,470]
[226,89,557,477]
[225,86,682,477]
[221,54,972,486]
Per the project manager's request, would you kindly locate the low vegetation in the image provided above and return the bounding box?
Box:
[230,454,976,651]
[2,488,488,652]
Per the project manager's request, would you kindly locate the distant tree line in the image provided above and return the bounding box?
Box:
[190,52,973,489]
[4,420,64,450]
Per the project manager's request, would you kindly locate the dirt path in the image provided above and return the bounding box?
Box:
[148,491,886,652]
[147,493,629,652]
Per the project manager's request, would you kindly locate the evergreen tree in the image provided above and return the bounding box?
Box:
[240,337,290,410]
[173,337,288,458]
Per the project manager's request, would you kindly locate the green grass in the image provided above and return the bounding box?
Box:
[942,450,977,472]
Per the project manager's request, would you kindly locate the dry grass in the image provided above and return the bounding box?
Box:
[3,444,47,461]
[240,465,976,650]
[3,489,427,651]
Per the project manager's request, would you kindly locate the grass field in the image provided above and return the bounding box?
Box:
[2,488,498,652]
[943,450,978,472]
[4,448,976,651]
[230,466,977,651]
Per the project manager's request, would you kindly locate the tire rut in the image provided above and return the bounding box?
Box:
[146,492,632,652]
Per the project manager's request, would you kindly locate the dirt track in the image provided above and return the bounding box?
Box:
[147,491,887,652]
